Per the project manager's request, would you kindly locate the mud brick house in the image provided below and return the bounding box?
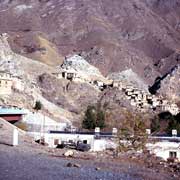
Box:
[0,71,24,94]
[0,71,13,95]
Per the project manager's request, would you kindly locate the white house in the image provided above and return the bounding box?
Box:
[147,129,180,162]
[147,141,180,161]
[12,76,24,91]
[28,128,117,152]
[44,130,117,152]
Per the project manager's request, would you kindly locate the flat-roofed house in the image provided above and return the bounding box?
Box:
[28,128,118,152]
[147,131,180,162]
[0,71,13,95]
[12,76,24,91]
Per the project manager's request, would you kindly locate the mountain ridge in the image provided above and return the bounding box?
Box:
[0,0,179,85]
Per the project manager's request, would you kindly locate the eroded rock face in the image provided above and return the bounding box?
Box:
[0,0,179,84]
[159,66,180,102]
[0,34,13,61]
[61,55,103,77]
[108,69,148,91]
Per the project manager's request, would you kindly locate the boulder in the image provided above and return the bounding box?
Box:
[95,167,101,171]
[73,163,81,168]
[66,162,73,167]
[64,150,74,157]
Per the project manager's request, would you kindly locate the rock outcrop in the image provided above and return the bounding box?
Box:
[61,55,103,77]
[159,66,180,103]
[108,69,148,91]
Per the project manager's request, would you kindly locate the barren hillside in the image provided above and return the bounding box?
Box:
[0,0,179,85]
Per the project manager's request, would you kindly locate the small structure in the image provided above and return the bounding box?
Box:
[93,80,104,90]
[112,81,119,88]
[62,69,77,81]
[13,128,18,146]
[53,68,78,81]
[147,130,180,162]
[146,129,151,135]
[0,107,28,123]
[29,128,117,152]
[147,141,180,162]
[12,76,24,91]
[162,103,179,115]
[0,71,13,95]
[0,71,24,94]
[172,129,177,137]
[52,72,63,79]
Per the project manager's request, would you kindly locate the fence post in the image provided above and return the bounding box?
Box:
[13,128,18,146]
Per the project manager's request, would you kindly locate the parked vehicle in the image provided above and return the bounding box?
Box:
[57,140,91,152]
[76,141,91,152]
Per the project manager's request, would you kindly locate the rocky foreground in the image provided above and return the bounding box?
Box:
[1,143,179,180]
[0,120,179,180]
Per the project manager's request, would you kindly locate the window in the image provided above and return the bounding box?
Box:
[5,81,8,88]
[83,140,87,144]
[68,140,74,143]
[169,151,177,159]
[62,72,65,78]
[67,73,73,80]
[54,139,59,145]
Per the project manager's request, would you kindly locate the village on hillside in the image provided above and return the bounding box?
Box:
[0,33,180,179]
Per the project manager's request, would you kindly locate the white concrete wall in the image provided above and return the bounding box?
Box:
[44,133,95,149]
[92,139,116,151]
[27,132,116,152]
[12,78,24,91]
[23,112,67,132]
[0,79,12,95]
[147,141,180,161]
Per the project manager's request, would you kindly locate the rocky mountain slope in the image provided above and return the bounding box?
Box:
[159,66,180,102]
[0,0,180,128]
[0,34,76,123]
[0,0,179,85]
[0,33,152,127]
[0,34,104,125]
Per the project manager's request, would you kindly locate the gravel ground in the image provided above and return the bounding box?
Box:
[0,143,177,180]
[0,144,139,180]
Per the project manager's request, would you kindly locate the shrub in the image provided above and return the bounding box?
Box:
[82,105,96,130]
[150,116,160,133]
[82,103,106,130]
[117,113,147,152]
[96,109,106,128]
[166,118,180,134]
[152,111,180,134]
[34,100,42,111]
